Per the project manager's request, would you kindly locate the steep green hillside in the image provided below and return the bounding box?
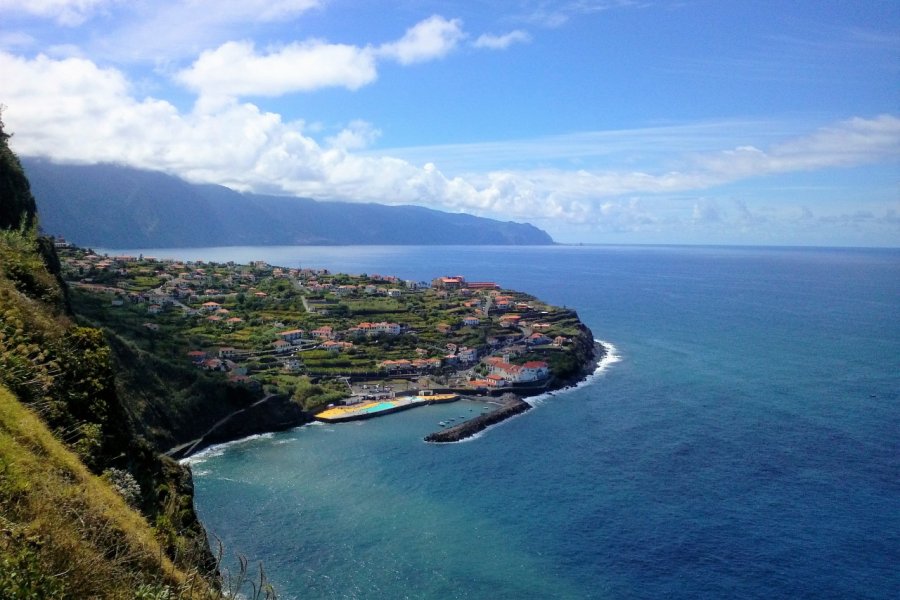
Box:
[0,116,230,597]
[0,384,205,598]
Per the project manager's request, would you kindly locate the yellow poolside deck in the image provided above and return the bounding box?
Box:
[315,393,459,423]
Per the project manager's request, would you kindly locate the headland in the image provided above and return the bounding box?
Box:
[57,248,603,455]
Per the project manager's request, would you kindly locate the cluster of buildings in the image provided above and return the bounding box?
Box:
[64,250,570,393]
[469,356,551,389]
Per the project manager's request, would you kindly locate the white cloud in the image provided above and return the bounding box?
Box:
[235,0,323,22]
[0,0,322,28]
[175,14,467,99]
[690,115,900,178]
[176,40,378,98]
[691,200,721,223]
[325,120,381,151]
[377,15,465,65]
[3,51,898,238]
[0,31,36,49]
[0,0,115,26]
[472,30,531,50]
[519,0,646,29]
[83,0,324,63]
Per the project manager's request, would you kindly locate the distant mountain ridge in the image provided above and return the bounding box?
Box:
[23,159,554,247]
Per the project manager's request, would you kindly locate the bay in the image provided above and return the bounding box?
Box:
[114,244,900,599]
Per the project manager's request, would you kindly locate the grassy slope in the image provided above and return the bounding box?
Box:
[0,385,206,598]
[0,231,219,597]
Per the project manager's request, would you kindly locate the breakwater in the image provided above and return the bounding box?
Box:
[424,394,532,443]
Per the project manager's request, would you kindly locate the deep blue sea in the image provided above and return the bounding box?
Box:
[114,245,899,599]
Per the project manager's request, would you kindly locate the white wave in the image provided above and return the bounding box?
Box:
[179,431,276,466]
[523,340,621,408]
[594,339,622,375]
[450,429,485,443]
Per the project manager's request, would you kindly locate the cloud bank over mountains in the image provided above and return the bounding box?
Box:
[2,1,898,244]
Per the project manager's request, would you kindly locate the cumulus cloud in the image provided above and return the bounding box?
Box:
[2,50,898,236]
[325,120,381,151]
[176,40,378,97]
[377,15,465,65]
[175,15,469,99]
[473,30,531,50]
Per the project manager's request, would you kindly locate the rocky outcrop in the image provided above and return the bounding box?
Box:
[425,394,532,443]
[168,395,311,459]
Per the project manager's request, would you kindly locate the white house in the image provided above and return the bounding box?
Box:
[457,347,478,363]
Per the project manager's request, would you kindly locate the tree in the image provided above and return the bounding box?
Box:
[0,107,38,231]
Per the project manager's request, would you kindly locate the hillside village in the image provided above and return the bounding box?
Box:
[60,246,592,412]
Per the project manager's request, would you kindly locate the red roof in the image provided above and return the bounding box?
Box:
[523,361,548,369]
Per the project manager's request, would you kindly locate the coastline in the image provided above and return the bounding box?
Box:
[179,340,614,460]
[424,339,614,443]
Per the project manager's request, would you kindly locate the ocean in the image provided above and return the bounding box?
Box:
[123,244,900,599]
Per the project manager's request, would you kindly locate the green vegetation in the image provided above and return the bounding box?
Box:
[0,109,37,232]
[61,249,595,413]
[0,385,203,598]
[0,118,229,597]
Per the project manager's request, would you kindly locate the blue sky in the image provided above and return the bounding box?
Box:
[1,0,898,245]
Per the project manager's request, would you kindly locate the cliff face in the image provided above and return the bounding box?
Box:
[564,318,602,385]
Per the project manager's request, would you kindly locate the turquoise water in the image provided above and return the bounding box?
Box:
[171,245,900,599]
[363,401,398,413]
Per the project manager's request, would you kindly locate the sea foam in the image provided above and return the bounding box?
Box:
[525,339,620,408]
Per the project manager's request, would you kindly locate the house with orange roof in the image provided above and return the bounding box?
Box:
[528,332,552,346]
[499,314,522,327]
[322,341,354,352]
[187,350,207,363]
[378,359,412,372]
[277,329,305,342]
[311,326,335,340]
[432,275,465,289]
[487,359,549,383]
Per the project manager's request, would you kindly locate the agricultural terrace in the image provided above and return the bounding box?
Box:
[61,249,589,412]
